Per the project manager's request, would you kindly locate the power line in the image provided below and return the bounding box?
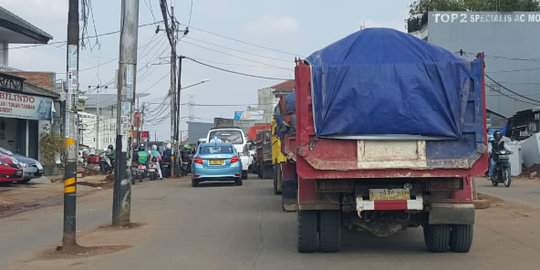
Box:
[179,23,302,57]
[461,51,540,61]
[184,56,291,81]
[486,84,539,106]
[139,72,171,93]
[185,35,292,63]
[187,0,194,27]
[181,40,291,70]
[2,21,162,52]
[488,67,540,73]
[485,74,540,104]
[144,0,158,23]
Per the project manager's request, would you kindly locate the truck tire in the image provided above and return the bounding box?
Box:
[319,211,341,252]
[450,225,473,252]
[262,165,272,179]
[298,210,319,253]
[423,224,451,252]
[273,165,282,195]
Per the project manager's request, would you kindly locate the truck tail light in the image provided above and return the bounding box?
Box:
[231,156,239,163]
[194,158,203,164]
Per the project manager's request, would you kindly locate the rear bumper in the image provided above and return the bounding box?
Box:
[193,164,242,181]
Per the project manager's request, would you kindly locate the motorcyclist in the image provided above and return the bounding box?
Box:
[161,144,172,178]
[149,144,163,179]
[104,144,115,168]
[136,144,149,164]
[162,144,172,163]
[487,130,511,177]
[179,144,193,175]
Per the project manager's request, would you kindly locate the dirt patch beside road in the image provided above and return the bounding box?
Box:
[0,174,111,218]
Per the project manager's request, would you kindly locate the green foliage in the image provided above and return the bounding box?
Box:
[409,0,540,15]
[39,126,65,166]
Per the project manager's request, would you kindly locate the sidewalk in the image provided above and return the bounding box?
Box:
[476,177,540,208]
[0,174,110,218]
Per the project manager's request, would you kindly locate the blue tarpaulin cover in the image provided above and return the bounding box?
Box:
[306,28,476,139]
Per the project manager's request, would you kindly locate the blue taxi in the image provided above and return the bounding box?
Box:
[191,142,242,187]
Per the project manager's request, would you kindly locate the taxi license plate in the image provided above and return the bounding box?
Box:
[209,159,224,165]
[369,188,410,200]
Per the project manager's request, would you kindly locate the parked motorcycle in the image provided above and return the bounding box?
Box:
[161,161,171,178]
[491,149,512,187]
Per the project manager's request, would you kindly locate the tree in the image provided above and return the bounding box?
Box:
[39,125,65,166]
[409,0,540,15]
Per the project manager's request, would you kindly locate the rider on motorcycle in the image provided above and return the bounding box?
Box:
[162,144,172,163]
[487,130,511,177]
[104,144,116,168]
[149,144,163,179]
[136,145,149,165]
[179,144,193,175]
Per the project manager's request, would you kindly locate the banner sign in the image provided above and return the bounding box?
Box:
[0,90,53,120]
[432,12,540,24]
[234,110,264,120]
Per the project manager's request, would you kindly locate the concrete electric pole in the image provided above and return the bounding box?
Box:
[159,0,178,175]
[62,0,79,248]
[113,0,139,227]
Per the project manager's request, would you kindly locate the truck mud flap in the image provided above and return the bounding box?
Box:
[429,203,475,225]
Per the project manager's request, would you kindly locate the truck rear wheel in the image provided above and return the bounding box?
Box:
[449,225,473,252]
[297,210,319,253]
[261,164,272,179]
[273,165,282,195]
[423,224,451,252]
[319,211,341,252]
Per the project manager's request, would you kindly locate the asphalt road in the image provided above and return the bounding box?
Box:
[476,177,540,207]
[4,175,540,270]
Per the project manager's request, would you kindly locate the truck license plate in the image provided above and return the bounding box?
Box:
[369,189,410,200]
[209,159,223,165]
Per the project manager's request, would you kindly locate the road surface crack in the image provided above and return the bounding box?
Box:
[250,209,264,270]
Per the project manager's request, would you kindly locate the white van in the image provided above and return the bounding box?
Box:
[206,128,249,179]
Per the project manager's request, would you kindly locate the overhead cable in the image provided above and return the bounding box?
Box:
[184,56,291,81]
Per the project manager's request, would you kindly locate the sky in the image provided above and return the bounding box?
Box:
[1,0,410,140]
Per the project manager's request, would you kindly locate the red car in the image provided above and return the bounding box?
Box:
[0,153,23,183]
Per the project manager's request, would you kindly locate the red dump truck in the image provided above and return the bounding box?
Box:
[275,28,487,253]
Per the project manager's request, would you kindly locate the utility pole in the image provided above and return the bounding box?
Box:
[113,0,139,227]
[62,0,79,248]
[96,87,100,150]
[175,56,182,158]
[159,0,178,175]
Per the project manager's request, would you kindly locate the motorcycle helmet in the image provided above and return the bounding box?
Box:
[184,143,190,149]
[138,145,145,151]
[108,144,114,150]
[152,144,158,150]
[166,143,172,150]
[493,130,502,141]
